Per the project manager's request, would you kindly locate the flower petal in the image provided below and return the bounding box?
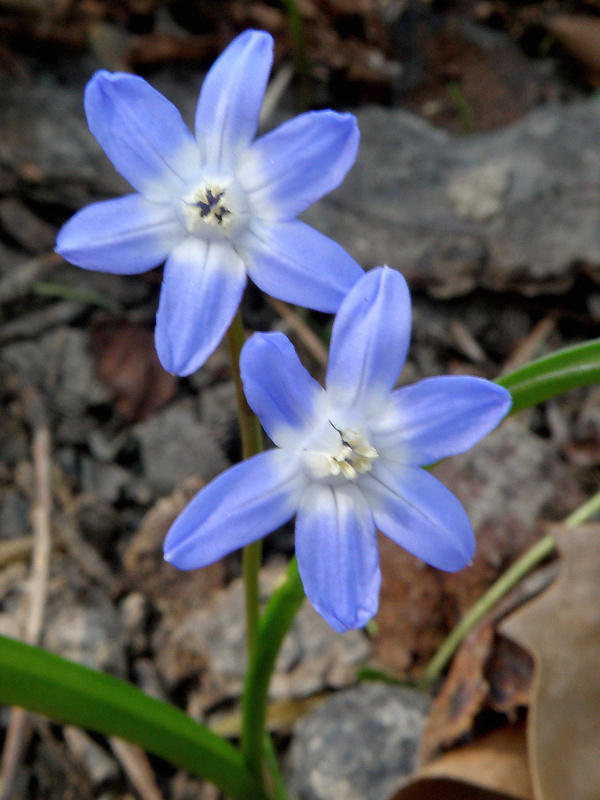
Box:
[239,111,359,220]
[155,237,246,376]
[362,461,475,572]
[85,72,199,201]
[241,332,325,449]
[372,376,512,465]
[56,194,184,273]
[195,30,273,170]
[164,449,305,569]
[326,267,411,415]
[240,219,363,313]
[295,483,380,632]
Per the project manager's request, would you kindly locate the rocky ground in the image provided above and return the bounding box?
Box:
[2,1,600,798]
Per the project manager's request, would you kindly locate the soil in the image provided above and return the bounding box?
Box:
[1,1,600,797]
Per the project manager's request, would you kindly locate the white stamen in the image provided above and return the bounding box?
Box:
[304,426,379,482]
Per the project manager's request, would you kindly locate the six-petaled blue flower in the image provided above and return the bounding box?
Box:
[56,30,363,376]
[164,267,512,633]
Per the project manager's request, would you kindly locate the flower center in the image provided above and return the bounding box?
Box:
[178,178,248,239]
[304,425,379,481]
[186,184,231,227]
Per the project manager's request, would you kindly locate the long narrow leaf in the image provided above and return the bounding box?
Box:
[0,634,267,800]
[242,557,305,772]
[498,337,600,414]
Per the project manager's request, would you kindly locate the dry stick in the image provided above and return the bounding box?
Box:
[0,388,52,800]
[266,296,329,368]
[109,739,165,800]
[0,251,63,305]
[0,536,34,567]
[500,314,557,375]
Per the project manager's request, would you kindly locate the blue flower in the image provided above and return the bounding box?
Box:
[164,267,512,632]
[56,30,363,376]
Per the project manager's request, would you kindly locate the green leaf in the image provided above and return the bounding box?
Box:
[499,337,600,415]
[0,634,268,800]
[241,557,305,772]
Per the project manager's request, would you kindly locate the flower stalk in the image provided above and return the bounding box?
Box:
[226,310,287,797]
[225,311,263,686]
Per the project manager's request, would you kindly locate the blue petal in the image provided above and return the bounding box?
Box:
[362,461,475,572]
[239,111,359,220]
[326,267,411,415]
[155,238,246,376]
[295,483,380,632]
[85,72,199,201]
[195,30,273,170]
[372,377,512,466]
[241,332,325,449]
[240,219,363,313]
[164,449,305,569]
[56,194,184,273]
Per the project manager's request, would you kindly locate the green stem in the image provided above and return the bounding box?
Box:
[282,0,310,110]
[242,557,305,782]
[420,487,600,688]
[226,311,264,660]
[227,312,287,795]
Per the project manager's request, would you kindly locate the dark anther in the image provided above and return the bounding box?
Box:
[194,189,230,223]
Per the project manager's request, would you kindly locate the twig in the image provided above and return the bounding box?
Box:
[0,251,62,305]
[52,470,117,593]
[259,63,294,130]
[109,738,164,800]
[500,314,557,375]
[0,536,34,567]
[266,296,328,368]
[0,388,52,800]
[0,300,86,344]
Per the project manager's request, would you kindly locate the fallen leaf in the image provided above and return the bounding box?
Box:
[91,316,178,422]
[501,523,600,800]
[122,474,225,618]
[391,722,532,800]
[375,422,583,676]
[419,626,534,764]
[545,15,600,84]
[485,635,533,715]
[419,624,494,764]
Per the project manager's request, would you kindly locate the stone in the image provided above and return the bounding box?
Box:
[63,726,119,787]
[132,401,229,495]
[154,564,370,704]
[44,597,126,676]
[304,101,600,297]
[285,683,430,800]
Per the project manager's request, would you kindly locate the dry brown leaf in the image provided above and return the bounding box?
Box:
[420,624,494,763]
[122,474,225,618]
[391,723,532,800]
[545,15,600,83]
[375,422,582,676]
[420,625,534,763]
[92,316,178,422]
[485,635,533,715]
[501,523,600,800]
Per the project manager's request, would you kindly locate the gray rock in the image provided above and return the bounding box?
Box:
[2,326,110,418]
[155,565,370,704]
[285,683,430,800]
[305,101,600,297]
[8,69,600,299]
[44,598,126,676]
[133,401,229,495]
[63,726,119,788]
